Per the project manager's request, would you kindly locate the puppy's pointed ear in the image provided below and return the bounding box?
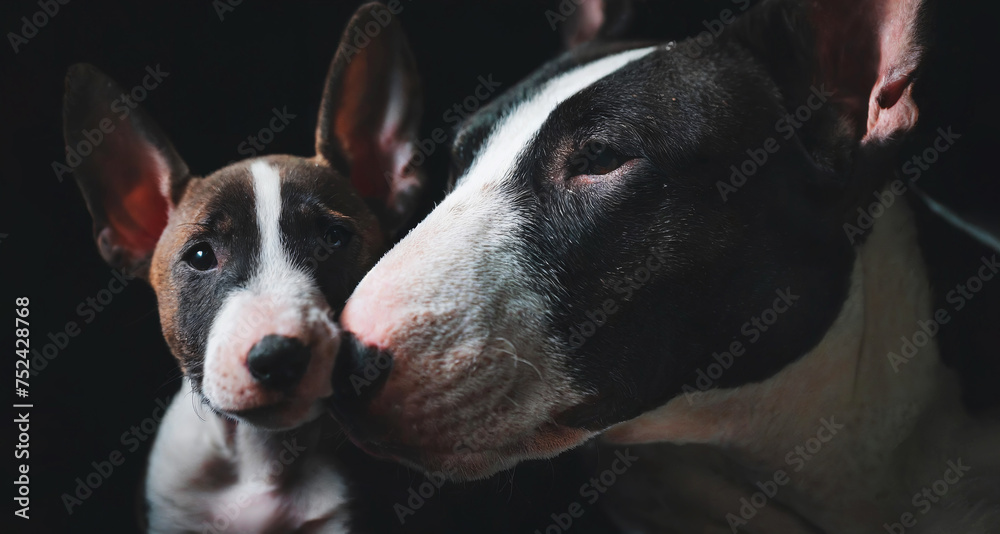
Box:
[734,0,927,146]
[316,2,424,238]
[64,63,191,278]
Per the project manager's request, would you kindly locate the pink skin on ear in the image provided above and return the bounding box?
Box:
[864,0,923,143]
[810,0,924,144]
[815,0,923,144]
[94,122,173,261]
[566,0,606,48]
[866,74,918,143]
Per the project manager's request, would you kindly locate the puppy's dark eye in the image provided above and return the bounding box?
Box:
[183,243,217,271]
[323,225,352,248]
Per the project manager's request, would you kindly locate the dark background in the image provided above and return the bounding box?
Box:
[2,0,998,533]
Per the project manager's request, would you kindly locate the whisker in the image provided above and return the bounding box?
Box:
[513,356,544,382]
[189,390,208,423]
[496,338,545,382]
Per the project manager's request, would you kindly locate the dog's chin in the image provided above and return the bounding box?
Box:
[223,399,327,430]
[349,422,595,481]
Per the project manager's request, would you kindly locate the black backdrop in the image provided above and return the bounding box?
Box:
[2,1,997,533]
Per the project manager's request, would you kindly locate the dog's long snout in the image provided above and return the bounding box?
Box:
[247,334,311,390]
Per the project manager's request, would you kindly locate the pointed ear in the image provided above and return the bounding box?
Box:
[64,63,191,278]
[733,0,927,145]
[811,0,926,145]
[315,2,424,237]
[560,0,637,49]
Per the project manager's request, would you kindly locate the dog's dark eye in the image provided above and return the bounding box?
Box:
[572,143,624,177]
[323,225,352,248]
[589,146,621,175]
[183,243,217,271]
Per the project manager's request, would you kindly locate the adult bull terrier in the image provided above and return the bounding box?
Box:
[331,0,1000,532]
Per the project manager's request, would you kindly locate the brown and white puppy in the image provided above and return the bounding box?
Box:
[66,3,423,532]
[330,0,1000,532]
[66,7,421,432]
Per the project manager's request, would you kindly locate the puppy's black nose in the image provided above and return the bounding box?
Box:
[331,331,392,404]
[247,335,311,390]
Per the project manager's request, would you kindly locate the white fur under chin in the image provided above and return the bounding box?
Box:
[145,379,352,534]
[602,197,1000,533]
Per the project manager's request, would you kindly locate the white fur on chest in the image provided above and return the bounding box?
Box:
[145,380,352,534]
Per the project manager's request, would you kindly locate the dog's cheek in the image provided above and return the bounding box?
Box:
[151,256,198,380]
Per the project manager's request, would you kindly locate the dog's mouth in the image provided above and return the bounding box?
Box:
[398,424,591,481]
[327,400,593,480]
[221,396,327,430]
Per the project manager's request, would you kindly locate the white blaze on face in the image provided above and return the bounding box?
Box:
[203,161,338,426]
[341,47,659,465]
[456,45,658,203]
[348,45,660,341]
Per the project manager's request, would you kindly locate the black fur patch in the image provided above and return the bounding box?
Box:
[171,167,259,387]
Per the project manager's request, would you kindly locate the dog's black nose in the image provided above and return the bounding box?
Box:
[331,331,392,404]
[247,335,311,390]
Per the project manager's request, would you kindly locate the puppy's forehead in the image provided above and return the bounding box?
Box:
[172,156,364,236]
[194,155,352,206]
[198,174,254,231]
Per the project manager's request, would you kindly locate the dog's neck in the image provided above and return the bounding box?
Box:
[229,415,322,483]
[605,197,998,531]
